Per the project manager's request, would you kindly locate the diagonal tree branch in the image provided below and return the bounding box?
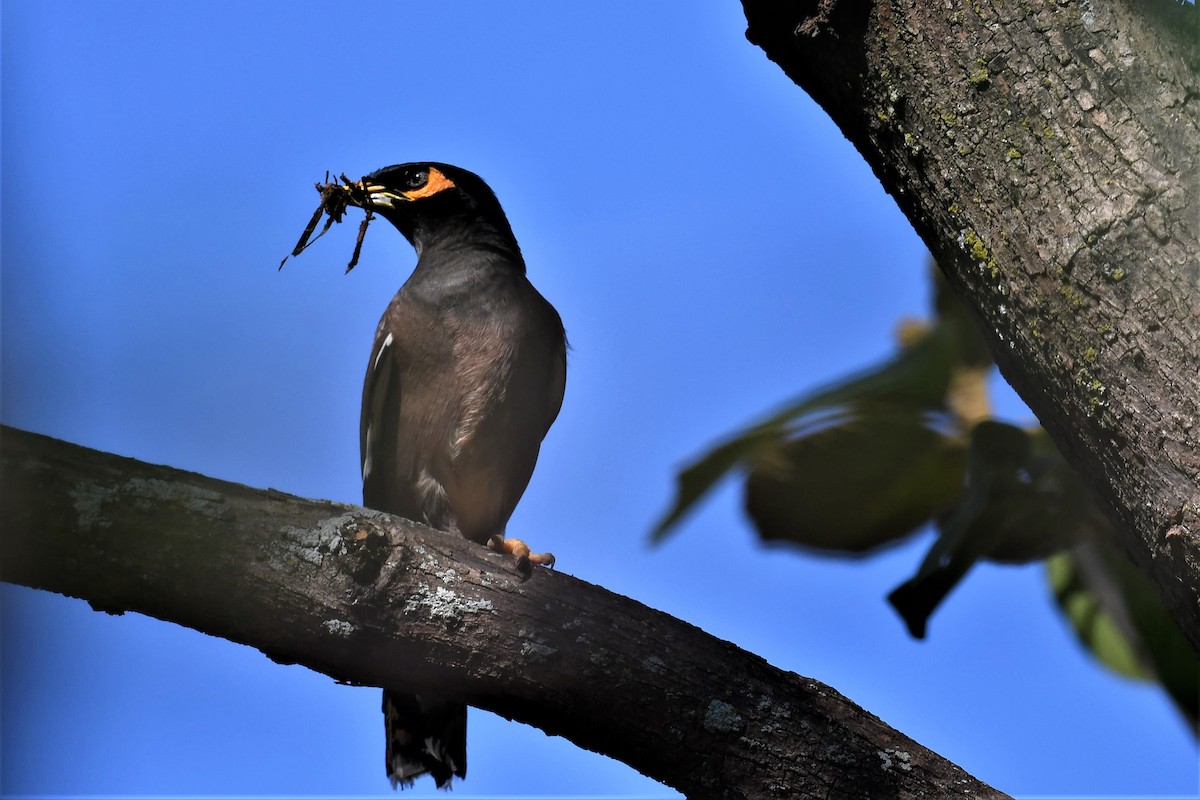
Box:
[738,0,1200,651]
[0,425,1005,799]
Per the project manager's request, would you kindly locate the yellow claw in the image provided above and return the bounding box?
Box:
[488,535,555,572]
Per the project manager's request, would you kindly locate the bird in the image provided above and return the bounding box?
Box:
[350,162,566,788]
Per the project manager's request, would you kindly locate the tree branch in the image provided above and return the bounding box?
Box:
[739,0,1200,650]
[0,425,1004,799]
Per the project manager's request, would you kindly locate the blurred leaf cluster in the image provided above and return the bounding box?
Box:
[653,265,1197,733]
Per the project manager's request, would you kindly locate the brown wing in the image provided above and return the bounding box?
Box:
[360,291,460,532]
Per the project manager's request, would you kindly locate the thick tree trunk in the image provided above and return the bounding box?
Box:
[739,0,1200,650]
[0,426,1007,799]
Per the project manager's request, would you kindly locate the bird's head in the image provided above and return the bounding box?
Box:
[354,162,518,256]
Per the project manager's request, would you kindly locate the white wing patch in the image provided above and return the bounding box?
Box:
[361,422,374,481]
[374,331,394,372]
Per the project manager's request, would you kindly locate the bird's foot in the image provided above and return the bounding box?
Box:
[488,535,555,576]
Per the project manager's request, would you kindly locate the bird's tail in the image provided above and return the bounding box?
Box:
[382,690,467,789]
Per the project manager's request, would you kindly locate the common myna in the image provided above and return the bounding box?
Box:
[349,162,565,787]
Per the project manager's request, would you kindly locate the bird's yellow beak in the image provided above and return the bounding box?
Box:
[362,183,404,209]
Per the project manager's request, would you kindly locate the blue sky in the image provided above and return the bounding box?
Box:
[2,2,1195,797]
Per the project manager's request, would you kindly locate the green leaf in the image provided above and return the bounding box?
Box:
[649,424,784,542]
[887,422,1098,639]
[742,411,967,554]
[650,324,964,543]
[1048,541,1200,733]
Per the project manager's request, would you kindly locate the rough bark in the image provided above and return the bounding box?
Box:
[0,426,1007,799]
[739,0,1200,651]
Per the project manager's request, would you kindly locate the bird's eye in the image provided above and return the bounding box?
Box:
[404,169,429,190]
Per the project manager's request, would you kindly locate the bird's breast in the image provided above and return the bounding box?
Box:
[447,319,518,461]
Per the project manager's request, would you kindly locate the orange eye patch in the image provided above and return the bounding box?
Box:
[403,166,456,200]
